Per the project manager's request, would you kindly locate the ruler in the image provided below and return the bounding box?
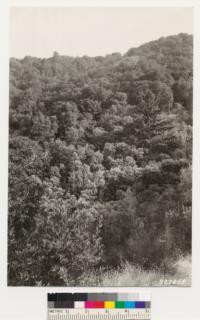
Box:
[48,308,151,320]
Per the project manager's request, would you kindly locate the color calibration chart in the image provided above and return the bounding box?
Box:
[47,292,151,320]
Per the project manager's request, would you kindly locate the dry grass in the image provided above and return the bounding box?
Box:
[101,264,159,286]
[101,255,191,287]
[78,255,191,286]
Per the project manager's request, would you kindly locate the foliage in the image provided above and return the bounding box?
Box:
[8,33,192,285]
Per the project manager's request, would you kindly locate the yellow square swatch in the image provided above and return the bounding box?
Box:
[105,301,115,308]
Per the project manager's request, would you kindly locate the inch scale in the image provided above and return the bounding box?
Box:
[48,308,151,320]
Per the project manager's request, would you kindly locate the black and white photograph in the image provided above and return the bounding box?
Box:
[8,6,193,286]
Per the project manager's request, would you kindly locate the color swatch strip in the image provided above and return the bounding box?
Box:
[48,300,150,309]
[48,292,149,302]
[48,293,151,309]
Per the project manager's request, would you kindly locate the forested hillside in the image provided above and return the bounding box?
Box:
[8,33,192,286]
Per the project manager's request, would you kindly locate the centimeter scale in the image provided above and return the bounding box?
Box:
[47,293,151,320]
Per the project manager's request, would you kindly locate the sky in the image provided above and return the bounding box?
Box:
[10,7,193,58]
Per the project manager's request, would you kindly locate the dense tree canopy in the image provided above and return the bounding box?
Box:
[8,33,192,285]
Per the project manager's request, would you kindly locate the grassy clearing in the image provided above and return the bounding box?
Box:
[78,255,191,286]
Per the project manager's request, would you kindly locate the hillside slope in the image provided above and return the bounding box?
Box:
[8,33,192,286]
